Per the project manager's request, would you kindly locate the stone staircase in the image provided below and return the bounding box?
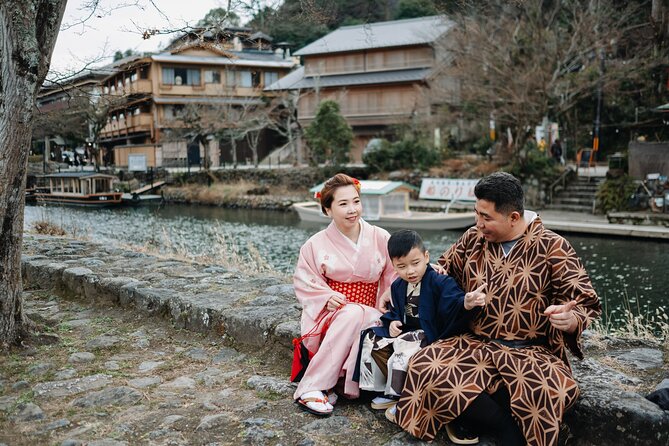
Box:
[545,175,605,213]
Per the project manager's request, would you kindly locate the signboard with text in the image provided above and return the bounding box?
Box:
[419,178,478,201]
[128,154,147,172]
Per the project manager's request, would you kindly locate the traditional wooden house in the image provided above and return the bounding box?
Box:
[98,27,296,168]
[267,16,454,162]
[34,68,111,163]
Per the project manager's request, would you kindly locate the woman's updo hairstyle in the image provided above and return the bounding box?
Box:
[316,173,362,215]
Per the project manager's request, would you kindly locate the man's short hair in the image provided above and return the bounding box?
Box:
[388,229,426,259]
[474,172,524,215]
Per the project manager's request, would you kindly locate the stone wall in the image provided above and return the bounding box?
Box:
[19,235,669,445]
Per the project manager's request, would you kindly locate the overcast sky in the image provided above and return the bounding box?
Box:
[50,0,227,74]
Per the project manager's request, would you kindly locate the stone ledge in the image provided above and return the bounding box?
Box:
[20,235,668,445]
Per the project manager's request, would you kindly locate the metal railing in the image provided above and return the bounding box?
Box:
[548,166,576,204]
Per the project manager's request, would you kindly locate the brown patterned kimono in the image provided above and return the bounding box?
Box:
[395,215,601,446]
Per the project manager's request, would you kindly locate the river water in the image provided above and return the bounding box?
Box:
[23,204,668,329]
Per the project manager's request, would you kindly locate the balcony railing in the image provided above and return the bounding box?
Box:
[304,57,433,76]
[106,79,152,96]
[100,113,153,137]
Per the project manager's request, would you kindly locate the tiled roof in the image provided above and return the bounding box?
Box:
[295,15,452,56]
[264,66,305,91]
[151,52,294,69]
[153,97,263,106]
[289,68,430,89]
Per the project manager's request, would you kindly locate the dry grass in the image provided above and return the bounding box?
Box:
[31,220,67,236]
[162,180,306,205]
[122,223,279,277]
[589,291,669,343]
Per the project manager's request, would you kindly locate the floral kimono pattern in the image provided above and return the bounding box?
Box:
[293,219,396,399]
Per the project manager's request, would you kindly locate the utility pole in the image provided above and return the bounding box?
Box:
[591,47,604,167]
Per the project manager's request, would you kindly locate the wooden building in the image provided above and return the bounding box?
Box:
[269,16,454,162]
[98,28,295,168]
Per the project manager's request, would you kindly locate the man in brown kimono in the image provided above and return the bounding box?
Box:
[394,172,601,446]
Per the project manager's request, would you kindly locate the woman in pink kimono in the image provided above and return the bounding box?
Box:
[293,173,397,416]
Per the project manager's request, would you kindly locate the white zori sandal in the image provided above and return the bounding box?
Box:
[296,391,333,416]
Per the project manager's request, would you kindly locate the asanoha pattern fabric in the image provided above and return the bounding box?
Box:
[395,216,601,446]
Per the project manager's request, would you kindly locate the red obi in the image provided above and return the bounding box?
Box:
[325,278,379,308]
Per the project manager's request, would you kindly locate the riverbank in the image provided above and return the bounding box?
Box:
[4,235,667,445]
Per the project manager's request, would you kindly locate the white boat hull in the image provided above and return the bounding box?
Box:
[292,202,475,231]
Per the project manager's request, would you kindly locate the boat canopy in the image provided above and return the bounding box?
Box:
[309,180,417,196]
[309,180,417,221]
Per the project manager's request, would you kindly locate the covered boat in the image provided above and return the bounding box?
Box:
[33,172,122,207]
[292,180,475,231]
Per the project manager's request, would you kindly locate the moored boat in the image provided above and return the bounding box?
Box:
[34,172,122,207]
[293,180,475,231]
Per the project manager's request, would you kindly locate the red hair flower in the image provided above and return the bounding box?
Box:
[314,191,322,199]
[352,178,361,191]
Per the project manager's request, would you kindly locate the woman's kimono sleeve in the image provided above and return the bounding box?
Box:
[548,236,601,359]
[375,229,397,311]
[293,240,346,325]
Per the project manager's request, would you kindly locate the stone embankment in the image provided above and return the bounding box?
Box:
[2,234,667,445]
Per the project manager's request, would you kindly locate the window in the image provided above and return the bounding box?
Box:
[225,70,236,87]
[251,71,261,87]
[264,71,279,86]
[139,66,149,79]
[130,72,138,82]
[166,104,184,119]
[239,71,252,88]
[204,69,221,84]
[162,67,201,86]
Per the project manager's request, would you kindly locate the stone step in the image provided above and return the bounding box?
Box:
[559,191,599,199]
[544,203,595,213]
[564,185,601,193]
[553,197,596,206]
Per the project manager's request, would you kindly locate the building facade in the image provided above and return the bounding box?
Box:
[283,16,454,162]
[98,28,295,168]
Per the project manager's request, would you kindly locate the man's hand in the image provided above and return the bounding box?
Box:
[431,263,446,275]
[464,283,487,310]
[377,289,392,312]
[326,295,346,312]
[544,300,578,333]
[389,320,403,337]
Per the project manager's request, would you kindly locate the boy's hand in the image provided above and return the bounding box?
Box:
[464,283,487,310]
[389,320,403,337]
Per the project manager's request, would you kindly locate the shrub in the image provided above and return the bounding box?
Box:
[304,100,352,166]
[596,174,638,213]
[507,148,560,182]
[362,136,441,172]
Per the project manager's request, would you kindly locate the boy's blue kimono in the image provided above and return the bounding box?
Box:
[371,265,472,343]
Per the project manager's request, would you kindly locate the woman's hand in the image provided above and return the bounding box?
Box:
[326,295,346,312]
[377,289,392,312]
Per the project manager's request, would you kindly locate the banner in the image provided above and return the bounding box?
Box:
[419,178,478,201]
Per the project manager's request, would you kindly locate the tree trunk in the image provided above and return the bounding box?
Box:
[0,0,67,347]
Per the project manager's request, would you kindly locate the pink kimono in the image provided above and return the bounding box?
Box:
[293,219,397,399]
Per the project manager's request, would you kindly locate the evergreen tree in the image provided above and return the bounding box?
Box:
[305,100,353,166]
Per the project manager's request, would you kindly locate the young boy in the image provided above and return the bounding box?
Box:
[357,229,485,409]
